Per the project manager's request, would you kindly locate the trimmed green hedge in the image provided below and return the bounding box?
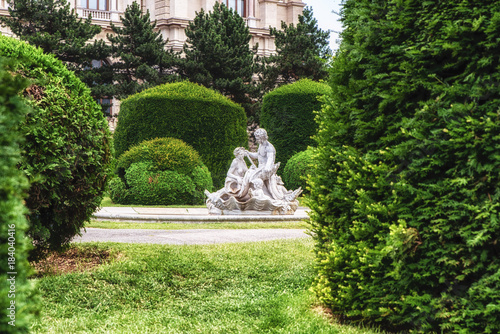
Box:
[308,1,500,332]
[260,79,331,168]
[113,81,248,187]
[110,137,212,205]
[0,36,112,257]
[282,148,315,193]
[0,58,38,332]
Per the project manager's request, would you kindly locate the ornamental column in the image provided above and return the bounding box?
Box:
[247,0,257,28]
[110,0,120,22]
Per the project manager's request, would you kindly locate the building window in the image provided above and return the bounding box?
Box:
[92,59,106,68]
[81,0,108,11]
[226,0,245,17]
[97,97,112,117]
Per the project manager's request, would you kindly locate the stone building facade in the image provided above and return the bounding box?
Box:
[1,0,305,56]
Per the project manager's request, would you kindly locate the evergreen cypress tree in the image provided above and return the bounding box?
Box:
[262,7,331,90]
[0,0,112,112]
[108,2,176,99]
[309,0,500,331]
[179,2,259,118]
[0,58,39,333]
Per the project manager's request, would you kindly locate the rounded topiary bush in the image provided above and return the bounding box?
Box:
[282,148,315,193]
[113,81,248,187]
[260,79,331,167]
[0,36,112,257]
[110,137,212,205]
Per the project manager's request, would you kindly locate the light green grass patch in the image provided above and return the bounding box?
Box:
[31,240,386,334]
[88,220,310,230]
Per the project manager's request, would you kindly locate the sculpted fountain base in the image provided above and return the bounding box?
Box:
[205,129,302,216]
[204,176,302,215]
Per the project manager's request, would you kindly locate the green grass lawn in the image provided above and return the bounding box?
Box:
[31,240,385,334]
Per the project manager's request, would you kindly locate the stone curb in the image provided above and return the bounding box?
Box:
[92,212,310,223]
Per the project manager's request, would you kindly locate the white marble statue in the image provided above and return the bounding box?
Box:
[205,128,302,215]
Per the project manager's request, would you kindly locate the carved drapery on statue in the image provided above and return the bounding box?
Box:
[205,129,302,215]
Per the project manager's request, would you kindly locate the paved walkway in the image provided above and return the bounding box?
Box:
[93,206,310,223]
[83,206,311,244]
[74,228,310,245]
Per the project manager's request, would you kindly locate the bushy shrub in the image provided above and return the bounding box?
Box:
[0,36,112,257]
[0,58,38,332]
[108,177,132,205]
[113,81,247,187]
[110,137,212,205]
[282,148,315,193]
[309,1,500,332]
[260,79,331,167]
[117,137,201,178]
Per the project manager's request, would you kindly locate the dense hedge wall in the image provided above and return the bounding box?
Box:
[0,36,112,257]
[308,1,500,332]
[113,81,248,187]
[0,58,38,332]
[110,137,212,205]
[260,79,331,167]
[282,148,315,193]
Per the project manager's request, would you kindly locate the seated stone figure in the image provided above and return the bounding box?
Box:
[205,128,302,215]
[248,178,271,201]
[225,147,248,194]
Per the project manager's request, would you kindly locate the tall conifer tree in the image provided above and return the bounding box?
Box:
[262,7,331,90]
[179,2,259,118]
[108,1,176,99]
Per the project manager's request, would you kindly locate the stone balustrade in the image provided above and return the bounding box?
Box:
[77,8,121,22]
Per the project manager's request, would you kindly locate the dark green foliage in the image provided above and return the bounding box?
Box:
[0,0,99,64]
[309,0,500,332]
[260,79,331,168]
[282,148,315,194]
[0,58,39,333]
[108,177,132,205]
[113,81,247,187]
[76,44,114,108]
[261,7,331,91]
[110,138,212,205]
[0,0,111,104]
[0,36,112,258]
[179,2,259,118]
[108,2,177,99]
